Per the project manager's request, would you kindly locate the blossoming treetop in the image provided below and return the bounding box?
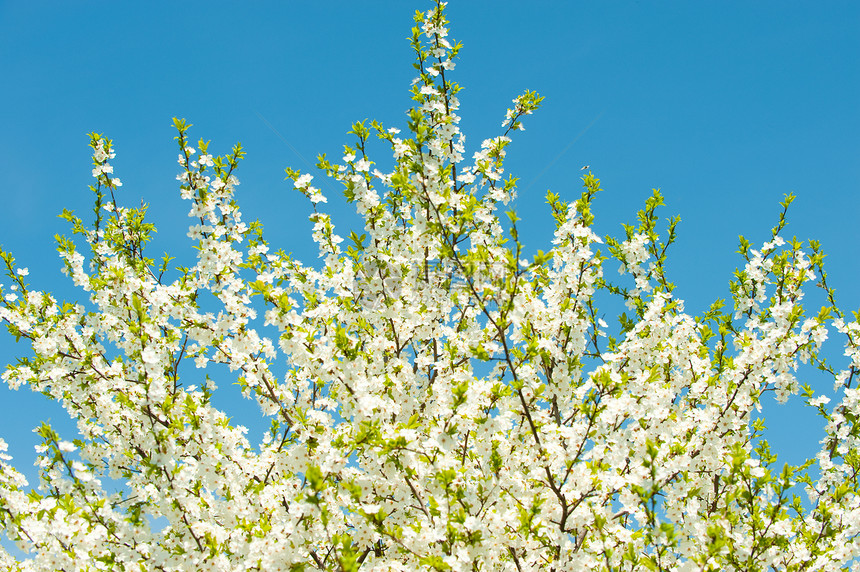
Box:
[1,2,858,570]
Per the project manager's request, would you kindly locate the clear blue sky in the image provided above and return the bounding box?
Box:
[0,1,857,504]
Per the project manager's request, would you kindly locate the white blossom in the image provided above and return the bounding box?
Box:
[0,5,854,571]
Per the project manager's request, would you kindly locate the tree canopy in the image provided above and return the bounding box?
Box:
[1,2,858,571]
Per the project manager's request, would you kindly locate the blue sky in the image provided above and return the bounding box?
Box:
[0,1,858,511]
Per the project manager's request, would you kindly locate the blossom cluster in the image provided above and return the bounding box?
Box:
[0,1,858,571]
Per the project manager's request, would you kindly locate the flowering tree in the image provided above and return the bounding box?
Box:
[1,3,859,571]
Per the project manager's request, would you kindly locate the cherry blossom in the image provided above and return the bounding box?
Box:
[0,2,858,571]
